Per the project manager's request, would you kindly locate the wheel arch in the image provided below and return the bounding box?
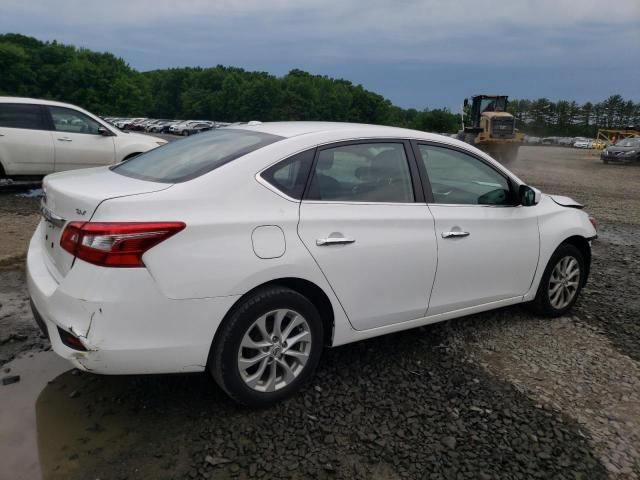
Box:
[211,277,335,355]
[560,235,591,286]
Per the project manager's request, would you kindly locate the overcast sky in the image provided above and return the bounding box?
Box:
[2,0,639,109]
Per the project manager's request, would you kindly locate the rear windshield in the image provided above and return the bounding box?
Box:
[112,129,283,183]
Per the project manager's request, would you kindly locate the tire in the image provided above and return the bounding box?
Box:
[182,130,189,136]
[209,286,324,407]
[530,243,585,317]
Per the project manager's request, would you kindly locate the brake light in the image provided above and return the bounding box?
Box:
[60,222,186,267]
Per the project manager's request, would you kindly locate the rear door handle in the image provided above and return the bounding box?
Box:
[57,137,72,142]
[442,231,470,238]
[316,237,356,246]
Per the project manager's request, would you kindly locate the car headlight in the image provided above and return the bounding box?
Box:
[625,150,636,155]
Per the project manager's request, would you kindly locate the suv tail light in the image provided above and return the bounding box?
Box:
[60,222,186,267]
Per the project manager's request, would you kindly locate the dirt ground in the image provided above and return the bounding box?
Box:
[0,146,639,480]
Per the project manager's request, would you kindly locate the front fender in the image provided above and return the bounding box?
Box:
[524,196,596,300]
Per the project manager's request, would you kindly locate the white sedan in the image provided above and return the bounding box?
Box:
[27,122,596,406]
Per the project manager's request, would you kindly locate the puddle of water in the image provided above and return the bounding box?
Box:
[1,350,216,480]
[0,351,70,480]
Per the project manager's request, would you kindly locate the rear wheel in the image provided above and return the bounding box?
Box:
[182,130,189,136]
[530,243,585,317]
[209,286,324,407]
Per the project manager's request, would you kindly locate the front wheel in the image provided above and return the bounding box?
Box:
[530,243,585,317]
[209,286,324,407]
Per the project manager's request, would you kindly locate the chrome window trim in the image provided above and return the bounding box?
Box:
[255,135,524,205]
[255,173,300,203]
[427,203,521,208]
[301,200,427,206]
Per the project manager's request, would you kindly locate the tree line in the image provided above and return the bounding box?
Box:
[508,96,640,138]
[1,34,638,138]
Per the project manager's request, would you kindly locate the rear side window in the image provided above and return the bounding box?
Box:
[305,143,414,203]
[260,149,315,199]
[113,129,283,183]
[0,103,46,130]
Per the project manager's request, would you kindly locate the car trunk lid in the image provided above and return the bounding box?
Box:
[40,167,172,278]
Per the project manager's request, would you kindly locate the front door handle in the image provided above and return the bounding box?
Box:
[442,231,470,238]
[316,237,356,246]
[57,137,72,142]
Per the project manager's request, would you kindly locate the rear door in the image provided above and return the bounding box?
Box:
[297,140,438,330]
[413,142,540,315]
[45,106,115,172]
[0,103,54,175]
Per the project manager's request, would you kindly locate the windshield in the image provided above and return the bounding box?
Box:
[479,97,507,113]
[614,138,640,147]
[112,129,283,183]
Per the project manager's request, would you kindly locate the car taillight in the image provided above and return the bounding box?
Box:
[60,222,186,267]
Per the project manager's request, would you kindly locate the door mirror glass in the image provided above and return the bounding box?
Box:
[98,126,111,136]
[519,185,540,206]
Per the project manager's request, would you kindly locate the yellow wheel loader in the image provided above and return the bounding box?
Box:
[457,95,524,165]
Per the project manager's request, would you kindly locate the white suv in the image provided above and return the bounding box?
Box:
[0,98,167,177]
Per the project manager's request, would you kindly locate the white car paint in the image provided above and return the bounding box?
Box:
[0,97,167,176]
[27,122,596,376]
[573,138,593,149]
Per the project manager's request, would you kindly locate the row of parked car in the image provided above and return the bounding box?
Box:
[103,117,232,136]
[523,136,606,149]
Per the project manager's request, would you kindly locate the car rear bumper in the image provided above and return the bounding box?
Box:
[26,228,239,375]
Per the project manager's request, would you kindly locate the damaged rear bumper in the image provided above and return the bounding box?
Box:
[26,231,240,375]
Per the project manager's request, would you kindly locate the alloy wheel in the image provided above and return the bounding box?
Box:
[548,256,580,309]
[237,309,312,392]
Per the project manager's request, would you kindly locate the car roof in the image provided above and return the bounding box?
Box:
[0,96,85,109]
[229,121,451,141]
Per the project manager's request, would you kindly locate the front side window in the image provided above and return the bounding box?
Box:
[113,128,283,183]
[0,103,46,130]
[48,106,103,135]
[261,149,315,199]
[306,143,414,203]
[418,144,514,205]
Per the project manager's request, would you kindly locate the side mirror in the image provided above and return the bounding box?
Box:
[519,185,541,206]
[98,126,112,136]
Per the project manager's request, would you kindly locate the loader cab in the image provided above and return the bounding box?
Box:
[464,95,515,139]
[464,95,509,130]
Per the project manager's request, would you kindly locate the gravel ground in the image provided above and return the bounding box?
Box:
[0,146,639,479]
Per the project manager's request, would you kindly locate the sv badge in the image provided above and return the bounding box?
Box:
[76,208,87,216]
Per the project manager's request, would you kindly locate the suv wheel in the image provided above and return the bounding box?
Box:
[209,286,324,407]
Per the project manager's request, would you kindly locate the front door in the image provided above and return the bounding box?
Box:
[414,142,540,315]
[46,106,115,172]
[297,140,438,330]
